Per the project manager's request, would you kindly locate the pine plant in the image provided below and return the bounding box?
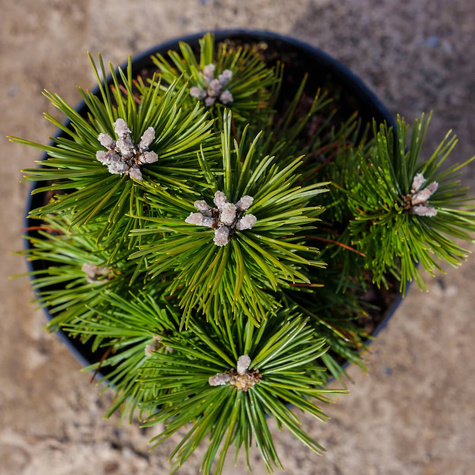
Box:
[9,33,475,474]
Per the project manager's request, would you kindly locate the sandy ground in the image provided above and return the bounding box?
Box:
[1,1,474,474]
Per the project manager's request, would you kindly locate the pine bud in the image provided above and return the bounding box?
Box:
[220,203,236,226]
[426,182,439,195]
[236,214,257,231]
[98,133,115,149]
[185,212,205,226]
[194,200,212,216]
[108,160,129,175]
[128,167,143,181]
[96,150,110,164]
[190,86,207,100]
[113,118,131,136]
[213,226,230,246]
[203,64,215,83]
[142,151,158,164]
[213,191,227,209]
[139,127,155,150]
[413,205,437,217]
[205,96,216,107]
[82,263,98,279]
[202,217,216,228]
[209,373,231,386]
[207,79,222,97]
[236,195,253,211]
[218,69,233,86]
[411,173,426,193]
[219,90,233,105]
[237,355,251,375]
[412,182,438,205]
[116,137,134,159]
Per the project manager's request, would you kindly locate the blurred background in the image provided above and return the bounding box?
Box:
[1,1,474,474]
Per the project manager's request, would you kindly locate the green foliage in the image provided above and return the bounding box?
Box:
[345,114,475,292]
[11,32,475,474]
[10,54,216,246]
[130,110,327,325]
[19,214,136,334]
[152,32,278,125]
[65,291,180,423]
[139,311,345,474]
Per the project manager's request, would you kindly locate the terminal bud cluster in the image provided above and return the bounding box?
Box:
[209,355,261,391]
[404,173,438,217]
[190,64,234,107]
[96,119,158,181]
[185,191,257,246]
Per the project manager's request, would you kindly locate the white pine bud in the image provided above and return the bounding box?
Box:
[426,182,438,195]
[108,160,129,175]
[142,151,158,164]
[412,182,438,205]
[96,150,110,164]
[213,226,230,246]
[185,212,205,225]
[411,173,426,192]
[128,167,143,181]
[236,214,257,231]
[203,64,215,83]
[236,195,253,211]
[201,217,216,228]
[219,90,233,104]
[237,355,251,375]
[205,96,216,107]
[413,205,437,217]
[190,86,207,100]
[209,372,230,386]
[213,191,228,209]
[96,266,109,276]
[194,200,212,216]
[139,127,155,150]
[116,136,135,159]
[98,133,115,149]
[207,79,222,97]
[100,151,121,165]
[218,69,233,86]
[113,118,130,136]
[220,203,236,226]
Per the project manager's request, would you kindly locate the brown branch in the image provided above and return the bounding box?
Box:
[118,84,141,105]
[23,226,64,234]
[305,235,366,257]
[289,283,323,288]
[90,346,114,383]
[231,116,239,144]
[300,140,352,185]
[324,321,360,346]
[301,141,342,164]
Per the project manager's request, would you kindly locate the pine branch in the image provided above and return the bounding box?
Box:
[9,54,216,243]
[139,311,346,474]
[130,110,328,325]
[346,114,475,292]
[151,32,279,125]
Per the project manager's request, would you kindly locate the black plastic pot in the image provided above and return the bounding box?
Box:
[25,29,399,378]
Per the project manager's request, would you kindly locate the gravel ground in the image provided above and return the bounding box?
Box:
[1,1,474,474]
